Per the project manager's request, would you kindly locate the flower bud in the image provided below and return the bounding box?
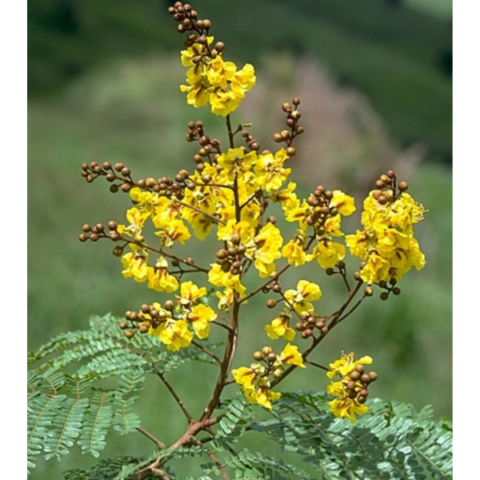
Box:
[253,351,264,361]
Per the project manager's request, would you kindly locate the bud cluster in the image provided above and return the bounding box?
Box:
[294,312,329,339]
[215,234,247,276]
[273,97,304,157]
[168,1,227,61]
[304,185,339,236]
[121,302,173,338]
[341,363,378,405]
[81,161,135,193]
[371,169,408,205]
[78,220,121,244]
[186,121,222,172]
[252,346,286,380]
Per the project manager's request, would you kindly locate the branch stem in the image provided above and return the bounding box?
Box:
[156,371,194,423]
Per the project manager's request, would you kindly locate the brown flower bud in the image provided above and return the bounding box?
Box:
[361,374,371,384]
[287,147,297,157]
[266,299,277,308]
[261,346,272,355]
[253,351,264,361]
[267,352,277,363]
[272,283,282,293]
[164,300,175,311]
[354,364,365,374]
[350,371,361,381]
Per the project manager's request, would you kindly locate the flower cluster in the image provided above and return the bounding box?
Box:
[122,281,216,351]
[232,344,305,410]
[78,2,427,420]
[169,4,255,116]
[326,352,378,422]
[346,171,426,288]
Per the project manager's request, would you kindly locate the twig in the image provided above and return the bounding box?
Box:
[173,198,227,226]
[304,359,329,371]
[156,371,194,423]
[337,294,367,323]
[136,427,166,450]
[192,340,222,364]
[239,263,291,303]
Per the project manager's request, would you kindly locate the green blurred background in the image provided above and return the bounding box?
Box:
[28,0,452,477]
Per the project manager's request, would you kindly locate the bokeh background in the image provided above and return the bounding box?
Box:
[28,0,452,477]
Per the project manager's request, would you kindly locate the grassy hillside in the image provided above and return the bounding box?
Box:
[28,0,452,162]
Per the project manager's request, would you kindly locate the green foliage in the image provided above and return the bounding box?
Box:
[27,314,221,475]
[28,316,452,479]
[254,392,452,480]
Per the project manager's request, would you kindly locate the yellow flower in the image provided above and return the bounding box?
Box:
[231,63,256,95]
[156,319,193,351]
[248,223,283,278]
[323,214,344,237]
[152,197,181,230]
[307,240,346,269]
[206,56,236,88]
[282,235,307,267]
[178,281,207,307]
[345,230,369,258]
[272,182,300,211]
[360,253,391,284]
[329,190,356,216]
[254,149,291,193]
[232,366,258,390]
[208,263,246,295]
[216,288,235,311]
[217,219,254,244]
[327,352,373,379]
[146,259,179,293]
[247,387,281,411]
[265,314,296,341]
[156,219,191,247]
[217,148,256,183]
[284,280,322,314]
[121,249,149,283]
[328,397,369,423]
[278,343,305,368]
[186,304,217,339]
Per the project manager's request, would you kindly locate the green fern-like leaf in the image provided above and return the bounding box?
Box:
[252,391,452,480]
[27,314,220,476]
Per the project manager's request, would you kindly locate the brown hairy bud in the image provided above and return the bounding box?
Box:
[266,299,277,308]
[267,352,277,363]
[355,364,365,374]
[350,371,361,381]
[286,147,296,157]
[253,351,264,361]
